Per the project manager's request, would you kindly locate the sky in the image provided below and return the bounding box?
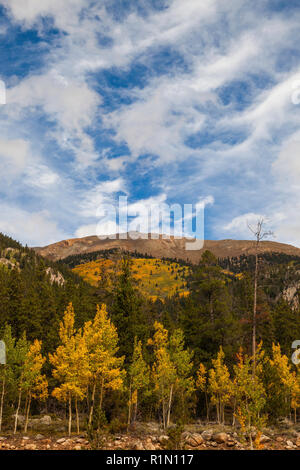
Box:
[0,0,300,247]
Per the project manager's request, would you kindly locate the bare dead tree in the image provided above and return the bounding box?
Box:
[247,218,273,375]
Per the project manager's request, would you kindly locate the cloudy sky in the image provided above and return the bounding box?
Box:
[0,0,300,246]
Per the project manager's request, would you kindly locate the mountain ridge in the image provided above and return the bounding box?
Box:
[33,233,300,264]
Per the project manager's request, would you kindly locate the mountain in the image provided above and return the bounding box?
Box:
[34,233,300,264]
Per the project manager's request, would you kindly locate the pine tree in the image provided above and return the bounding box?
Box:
[0,325,16,431]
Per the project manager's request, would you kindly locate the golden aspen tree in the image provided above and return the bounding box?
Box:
[233,345,266,449]
[128,338,149,428]
[149,322,176,429]
[13,333,29,434]
[196,363,209,421]
[83,304,125,427]
[168,329,194,426]
[269,343,299,423]
[49,303,90,435]
[23,339,48,432]
[208,347,233,424]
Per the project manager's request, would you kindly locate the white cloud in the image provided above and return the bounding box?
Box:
[7,72,101,167]
[0,0,86,30]
[0,138,29,173]
[0,204,69,246]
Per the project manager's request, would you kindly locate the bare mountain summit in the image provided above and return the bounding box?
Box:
[34,233,300,264]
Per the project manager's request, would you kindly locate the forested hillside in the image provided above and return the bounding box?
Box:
[0,232,299,448]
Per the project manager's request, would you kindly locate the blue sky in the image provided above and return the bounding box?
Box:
[0,0,300,246]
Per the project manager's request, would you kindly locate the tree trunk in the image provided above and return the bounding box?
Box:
[88,382,96,427]
[127,380,132,431]
[252,249,258,375]
[75,398,80,434]
[204,391,209,422]
[133,390,138,423]
[0,374,6,432]
[14,386,22,434]
[166,384,173,428]
[68,395,72,436]
[24,393,32,433]
[99,379,104,411]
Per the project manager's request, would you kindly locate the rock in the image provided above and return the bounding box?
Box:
[74,445,81,450]
[210,441,218,447]
[35,434,45,440]
[213,432,229,444]
[133,441,144,450]
[39,415,52,426]
[56,437,67,444]
[145,442,156,450]
[260,434,271,443]
[226,440,236,447]
[158,435,169,444]
[184,432,204,447]
[201,429,213,441]
[25,443,37,450]
[286,440,295,449]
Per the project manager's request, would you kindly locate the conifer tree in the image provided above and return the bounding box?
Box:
[0,325,16,431]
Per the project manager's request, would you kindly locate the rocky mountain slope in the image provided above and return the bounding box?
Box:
[34,233,300,264]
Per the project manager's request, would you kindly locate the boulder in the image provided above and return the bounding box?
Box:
[158,435,169,444]
[39,415,52,426]
[260,434,271,443]
[213,432,229,444]
[184,432,204,447]
[201,429,213,441]
[25,443,37,450]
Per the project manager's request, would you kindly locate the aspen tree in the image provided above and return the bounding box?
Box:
[83,304,125,427]
[233,345,266,449]
[23,339,48,432]
[149,322,176,429]
[269,343,299,422]
[196,363,209,421]
[13,333,29,434]
[49,303,90,435]
[168,329,194,426]
[128,338,149,427]
[208,347,233,424]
